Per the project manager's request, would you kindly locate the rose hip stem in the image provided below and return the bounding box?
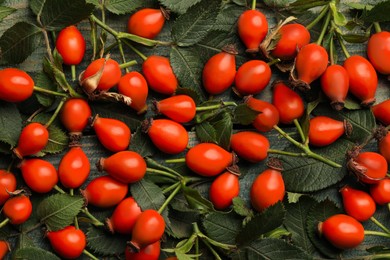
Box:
[306,5,330,30]
[251,0,256,10]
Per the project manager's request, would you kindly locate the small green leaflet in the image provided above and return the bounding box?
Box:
[13,247,61,260]
[87,226,128,256]
[362,0,390,22]
[0,102,22,149]
[30,0,46,15]
[159,0,202,14]
[203,212,242,245]
[106,0,156,15]
[0,6,15,22]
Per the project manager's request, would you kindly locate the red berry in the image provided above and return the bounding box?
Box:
[231,131,269,163]
[13,122,49,158]
[0,68,34,102]
[245,96,279,132]
[370,178,390,205]
[107,197,142,235]
[209,172,240,210]
[47,226,86,259]
[60,98,91,133]
[82,58,122,91]
[20,159,58,193]
[379,132,390,163]
[237,10,268,52]
[340,186,376,221]
[0,170,16,205]
[58,146,90,189]
[351,152,388,184]
[308,116,345,147]
[3,195,32,225]
[56,25,85,65]
[295,43,328,85]
[372,99,390,126]
[367,31,390,75]
[125,241,160,260]
[272,82,304,124]
[127,8,165,39]
[234,60,271,96]
[155,95,196,123]
[320,65,349,110]
[118,72,148,113]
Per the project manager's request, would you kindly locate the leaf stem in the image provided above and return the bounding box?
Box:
[119,60,137,69]
[0,218,9,229]
[195,237,199,260]
[71,65,77,81]
[251,0,257,10]
[162,182,181,194]
[374,22,382,33]
[117,39,129,73]
[53,185,66,194]
[370,216,390,234]
[41,29,54,62]
[146,167,180,180]
[202,240,222,260]
[158,183,182,214]
[81,208,105,227]
[34,86,68,97]
[90,14,118,37]
[267,58,281,66]
[364,230,390,238]
[336,33,350,59]
[268,149,306,157]
[195,101,237,112]
[45,98,66,128]
[165,158,186,163]
[122,40,148,61]
[316,10,331,46]
[293,119,306,143]
[306,5,330,30]
[83,249,99,260]
[89,17,98,60]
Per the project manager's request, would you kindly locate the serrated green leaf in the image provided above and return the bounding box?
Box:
[106,0,155,15]
[232,197,253,218]
[312,186,343,208]
[182,185,215,214]
[203,212,242,244]
[0,6,15,22]
[210,111,232,150]
[232,238,311,260]
[214,4,246,32]
[287,0,331,13]
[40,0,95,30]
[285,196,317,254]
[0,102,22,148]
[362,0,390,22]
[43,124,69,154]
[33,72,56,107]
[195,122,217,144]
[129,126,155,157]
[175,87,203,105]
[13,247,60,260]
[30,0,45,15]
[233,104,260,125]
[130,179,165,211]
[306,200,342,258]
[0,22,42,64]
[87,226,127,256]
[172,0,221,46]
[342,33,369,43]
[344,97,361,110]
[159,0,202,14]
[169,209,200,239]
[37,194,84,231]
[236,202,286,247]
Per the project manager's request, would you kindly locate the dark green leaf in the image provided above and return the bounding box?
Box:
[232,238,311,260]
[37,194,84,231]
[362,0,390,22]
[232,197,253,218]
[236,202,286,247]
[203,212,242,244]
[345,3,373,10]
[287,0,331,13]
[210,111,233,150]
[169,209,200,239]
[33,72,56,107]
[158,0,202,14]
[0,22,42,64]
[0,6,15,22]
[182,185,215,214]
[306,200,342,258]
[172,0,221,46]
[30,0,45,15]
[43,124,69,154]
[214,4,246,32]
[40,0,95,30]
[129,126,155,157]
[87,226,127,256]
[264,0,290,8]
[342,34,369,43]
[0,102,22,148]
[232,0,247,6]
[195,122,217,143]
[285,196,317,254]
[106,0,155,15]
[175,87,202,105]
[233,104,260,125]
[312,186,343,208]
[13,247,60,260]
[344,97,362,110]
[130,179,165,211]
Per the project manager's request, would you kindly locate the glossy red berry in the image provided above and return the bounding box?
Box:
[319,214,364,249]
[13,122,49,158]
[352,152,388,184]
[0,241,9,259]
[308,116,346,147]
[146,119,188,154]
[3,195,32,225]
[125,241,160,260]
[142,56,178,95]
[272,82,304,124]
[82,58,122,91]
[56,26,86,65]
[245,96,279,132]
[47,226,86,259]
[60,98,91,133]
[320,65,349,110]
[237,10,268,52]
[234,60,271,96]
[231,131,269,163]
[250,168,285,212]
[118,72,148,113]
[58,146,90,189]
[343,55,378,106]
[127,8,165,39]
[209,172,240,210]
[271,23,310,60]
[340,186,376,222]
[92,115,131,152]
[155,95,196,123]
[186,143,233,177]
[367,31,390,75]
[98,151,146,184]
[20,159,58,193]
[372,99,390,126]
[370,178,390,205]
[0,170,16,205]
[83,176,128,208]
[379,132,390,163]
[295,43,328,85]
[107,197,142,235]
[202,49,236,95]
[0,68,34,102]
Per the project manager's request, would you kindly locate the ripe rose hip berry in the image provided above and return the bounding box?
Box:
[209,171,240,210]
[154,95,196,123]
[13,122,49,159]
[372,99,390,126]
[234,60,271,96]
[370,178,390,205]
[106,197,142,234]
[0,170,16,205]
[82,58,122,92]
[237,9,268,52]
[58,146,90,189]
[127,8,166,39]
[308,116,349,147]
[245,96,279,132]
[340,186,376,222]
[272,81,304,124]
[0,68,34,102]
[0,241,9,259]
[60,98,91,134]
[349,152,388,184]
[20,159,58,193]
[231,131,269,163]
[367,31,390,75]
[3,195,32,225]
[118,72,149,114]
[125,241,160,260]
[47,226,86,259]
[56,25,86,65]
[379,131,390,163]
[320,65,349,110]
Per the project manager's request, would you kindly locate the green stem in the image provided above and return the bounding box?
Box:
[306,5,330,30]
[337,33,350,59]
[162,182,181,194]
[374,22,382,33]
[122,40,148,61]
[365,230,390,238]
[51,31,57,43]
[293,119,306,144]
[146,167,180,180]
[268,149,306,157]
[251,0,256,10]
[45,98,66,128]
[83,249,99,260]
[71,65,76,81]
[117,39,129,73]
[373,253,390,259]
[119,60,137,69]
[90,14,118,37]
[195,101,237,112]
[104,41,118,55]
[0,218,9,229]
[34,86,68,97]
[81,208,105,227]
[89,17,98,60]
[195,237,199,260]
[41,29,54,62]
[165,158,186,163]
[267,58,281,66]
[316,10,331,46]
[329,33,335,65]
[158,183,182,214]
[70,189,74,196]
[53,185,66,194]
[202,240,222,260]
[370,216,390,234]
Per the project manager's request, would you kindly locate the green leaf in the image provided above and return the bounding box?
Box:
[210,111,233,150]
[182,185,215,214]
[312,186,343,208]
[329,2,347,26]
[130,179,165,211]
[175,87,203,105]
[13,247,60,260]
[170,46,205,99]
[232,238,311,260]
[195,122,217,144]
[129,126,155,157]
[306,200,342,258]
[232,0,247,6]
[33,72,56,107]
[281,138,351,192]
[0,22,42,64]
[342,33,369,43]
[203,212,242,244]
[37,194,84,231]
[345,3,373,11]
[264,0,290,8]
[233,104,260,125]
[0,102,22,148]
[159,0,202,14]
[362,0,390,22]
[87,226,127,256]
[30,0,45,15]
[106,0,155,15]
[232,197,253,218]
[344,97,361,110]
[214,4,246,32]
[0,6,15,22]
[172,0,221,46]
[285,196,317,254]
[287,0,331,13]
[43,124,69,154]
[236,202,286,247]
[169,209,200,239]
[40,0,95,30]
